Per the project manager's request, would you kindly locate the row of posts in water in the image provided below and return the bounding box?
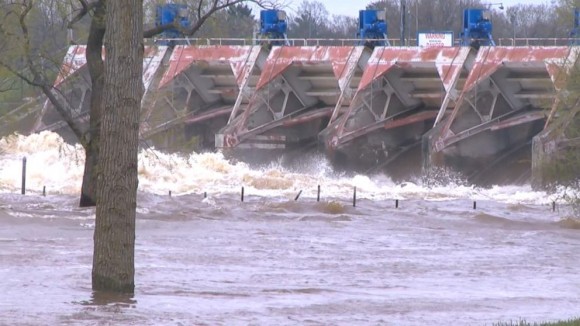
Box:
[169,186,561,212]
[20,157,560,212]
[167,185,377,208]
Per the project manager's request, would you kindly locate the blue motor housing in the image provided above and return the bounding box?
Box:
[156,4,190,41]
[460,8,495,47]
[358,10,388,47]
[260,10,288,46]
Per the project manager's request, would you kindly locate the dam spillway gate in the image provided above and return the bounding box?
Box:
[6,41,579,186]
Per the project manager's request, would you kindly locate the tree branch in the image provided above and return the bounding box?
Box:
[0,80,17,93]
[197,0,205,21]
[0,59,41,88]
[18,2,41,84]
[143,23,175,39]
[68,0,100,29]
[13,1,86,143]
[183,0,246,36]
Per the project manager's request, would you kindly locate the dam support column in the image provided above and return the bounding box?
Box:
[427,46,578,186]
[216,45,368,164]
[321,46,472,179]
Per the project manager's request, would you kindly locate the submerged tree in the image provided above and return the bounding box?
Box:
[91,0,143,292]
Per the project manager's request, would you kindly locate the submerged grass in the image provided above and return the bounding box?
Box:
[494,318,580,326]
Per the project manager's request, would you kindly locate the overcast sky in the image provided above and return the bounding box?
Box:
[288,0,553,18]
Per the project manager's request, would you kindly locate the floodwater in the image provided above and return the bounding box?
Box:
[1,132,579,325]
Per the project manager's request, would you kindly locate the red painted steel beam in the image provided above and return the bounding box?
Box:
[281,107,334,127]
[159,45,257,89]
[462,46,573,93]
[55,45,166,87]
[489,111,546,131]
[440,110,545,149]
[333,110,440,149]
[235,106,334,145]
[383,111,439,130]
[334,46,470,141]
[256,46,357,91]
[184,106,232,124]
[358,47,469,92]
[438,46,575,146]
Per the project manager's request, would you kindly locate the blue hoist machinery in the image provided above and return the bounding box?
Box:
[259,9,289,46]
[459,8,495,48]
[570,8,580,45]
[358,10,389,47]
[155,4,191,45]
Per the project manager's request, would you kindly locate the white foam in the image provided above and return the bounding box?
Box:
[0,132,561,205]
[0,132,84,194]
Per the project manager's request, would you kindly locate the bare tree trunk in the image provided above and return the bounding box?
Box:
[93,0,143,293]
[80,0,106,207]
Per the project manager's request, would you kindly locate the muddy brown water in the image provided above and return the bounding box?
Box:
[1,132,579,325]
[1,192,579,326]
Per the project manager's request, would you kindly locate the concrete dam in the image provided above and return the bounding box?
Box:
[4,42,579,186]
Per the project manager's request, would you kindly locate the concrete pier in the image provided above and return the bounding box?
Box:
[425,46,578,185]
[140,45,267,151]
[320,46,473,179]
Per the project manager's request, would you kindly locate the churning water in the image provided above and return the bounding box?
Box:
[0,132,579,325]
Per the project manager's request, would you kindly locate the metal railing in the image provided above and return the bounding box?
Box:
[150,37,410,47]
[149,37,578,47]
[497,38,573,46]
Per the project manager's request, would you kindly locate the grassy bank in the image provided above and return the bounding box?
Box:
[494,318,580,326]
